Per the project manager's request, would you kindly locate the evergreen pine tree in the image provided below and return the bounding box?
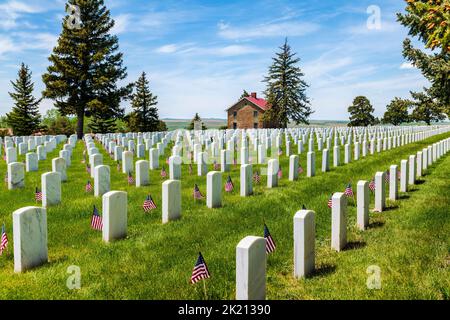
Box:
[6,63,42,135]
[42,0,131,138]
[131,72,159,132]
[382,97,412,126]
[240,90,250,99]
[187,113,207,130]
[347,96,376,127]
[263,38,312,128]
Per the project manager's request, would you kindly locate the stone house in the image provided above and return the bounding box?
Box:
[226,92,269,129]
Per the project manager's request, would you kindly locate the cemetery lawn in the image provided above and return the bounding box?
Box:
[0,132,449,300]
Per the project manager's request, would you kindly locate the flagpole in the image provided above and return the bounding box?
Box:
[202,279,208,300]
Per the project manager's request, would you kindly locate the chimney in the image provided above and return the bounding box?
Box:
[251,92,257,99]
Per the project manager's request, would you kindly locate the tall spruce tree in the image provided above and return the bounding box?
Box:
[382,97,412,125]
[263,38,312,128]
[42,0,131,138]
[348,96,376,127]
[6,63,42,135]
[187,113,207,130]
[130,72,159,132]
[397,1,450,117]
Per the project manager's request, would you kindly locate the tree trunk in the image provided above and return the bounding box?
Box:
[76,111,84,139]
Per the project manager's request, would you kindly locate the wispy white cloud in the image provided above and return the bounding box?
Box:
[399,62,414,70]
[155,43,262,57]
[112,14,131,35]
[218,21,320,40]
[0,0,43,30]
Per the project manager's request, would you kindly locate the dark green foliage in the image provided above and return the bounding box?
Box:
[130,72,159,132]
[263,38,312,128]
[409,90,446,125]
[187,113,207,130]
[41,109,75,136]
[398,1,450,116]
[42,0,131,138]
[348,96,376,127]
[6,63,42,135]
[239,90,250,99]
[382,97,412,125]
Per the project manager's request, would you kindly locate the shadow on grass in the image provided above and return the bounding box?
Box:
[399,194,410,200]
[344,240,367,251]
[312,263,337,278]
[368,221,385,229]
[415,180,425,185]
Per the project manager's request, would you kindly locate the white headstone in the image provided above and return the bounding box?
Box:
[122,151,133,174]
[357,181,369,230]
[41,172,61,207]
[8,162,25,190]
[307,151,315,177]
[289,155,299,181]
[169,156,182,180]
[240,164,253,197]
[52,157,67,182]
[25,152,38,172]
[374,172,386,212]
[389,165,398,201]
[236,236,266,300]
[162,180,181,224]
[293,210,315,278]
[267,159,278,188]
[149,148,159,170]
[94,165,110,197]
[13,206,48,273]
[102,191,127,242]
[331,192,347,252]
[207,171,222,208]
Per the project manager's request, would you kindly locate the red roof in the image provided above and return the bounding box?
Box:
[244,96,269,110]
[227,92,269,111]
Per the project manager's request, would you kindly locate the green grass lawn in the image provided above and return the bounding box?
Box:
[0,132,449,300]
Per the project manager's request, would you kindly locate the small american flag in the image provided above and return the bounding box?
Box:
[85,180,93,192]
[161,167,167,178]
[127,171,135,185]
[397,169,401,180]
[253,171,261,184]
[277,166,282,179]
[327,194,333,208]
[166,157,169,164]
[344,183,354,197]
[213,161,220,170]
[264,224,276,254]
[278,148,282,156]
[35,187,42,202]
[143,195,157,212]
[302,204,307,210]
[86,164,91,174]
[298,165,304,174]
[188,163,193,175]
[193,184,204,199]
[117,161,121,172]
[0,224,8,255]
[191,252,210,284]
[369,179,376,192]
[385,170,390,183]
[225,175,234,192]
[91,206,103,231]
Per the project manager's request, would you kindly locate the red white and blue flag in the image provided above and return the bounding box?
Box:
[161,167,167,178]
[369,179,376,192]
[85,180,93,192]
[127,171,135,185]
[225,175,234,192]
[193,184,204,199]
[0,224,8,255]
[277,166,282,179]
[264,224,276,254]
[91,206,103,231]
[327,194,333,208]
[298,165,304,174]
[35,187,42,202]
[143,195,157,212]
[253,171,261,184]
[344,183,354,197]
[191,252,210,284]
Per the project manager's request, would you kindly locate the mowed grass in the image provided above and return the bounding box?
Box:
[0,131,449,300]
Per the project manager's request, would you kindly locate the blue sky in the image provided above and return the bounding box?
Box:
[0,0,428,120]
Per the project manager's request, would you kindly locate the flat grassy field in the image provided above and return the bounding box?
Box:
[0,131,449,300]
